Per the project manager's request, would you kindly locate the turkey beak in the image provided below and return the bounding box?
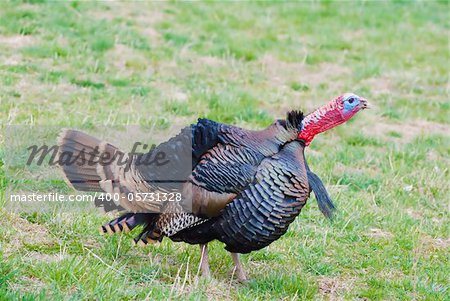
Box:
[359,98,370,110]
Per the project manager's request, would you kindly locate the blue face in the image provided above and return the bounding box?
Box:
[343,94,360,113]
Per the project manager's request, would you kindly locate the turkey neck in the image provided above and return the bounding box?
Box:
[298,102,343,146]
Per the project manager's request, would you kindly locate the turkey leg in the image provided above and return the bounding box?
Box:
[231,252,247,281]
[199,244,211,278]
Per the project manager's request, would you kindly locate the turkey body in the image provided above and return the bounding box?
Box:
[171,139,309,254]
[58,111,332,254]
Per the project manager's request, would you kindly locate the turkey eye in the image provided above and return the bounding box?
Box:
[348,97,355,104]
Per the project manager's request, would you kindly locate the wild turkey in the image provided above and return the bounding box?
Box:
[58,93,368,281]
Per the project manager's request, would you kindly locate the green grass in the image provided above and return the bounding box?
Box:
[1,1,449,300]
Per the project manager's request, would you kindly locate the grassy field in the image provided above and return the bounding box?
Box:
[0,1,449,300]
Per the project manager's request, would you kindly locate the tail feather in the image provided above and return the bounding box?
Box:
[58,130,164,241]
[100,212,162,246]
[132,215,162,245]
[133,229,161,246]
[58,129,161,213]
[100,213,158,235]
[100,213,134,234]
[58,129,126,211]
[57,129,124,193]
[57,129,108,192]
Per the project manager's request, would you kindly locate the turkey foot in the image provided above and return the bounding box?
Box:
[231,252,247,282]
